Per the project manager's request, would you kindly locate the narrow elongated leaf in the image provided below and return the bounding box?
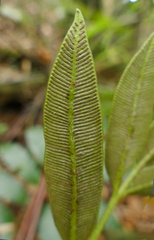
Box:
[106,33,154,190]
[44,9,103,240]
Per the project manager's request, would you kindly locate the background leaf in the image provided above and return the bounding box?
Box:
[24,125,45,165]
[38,203,62,240]
[44,9,103,240]
[0,170,27,204]
[0,203,14,222]
[106,33,154,190]
[126,121,154,195]
[0,142,40,183]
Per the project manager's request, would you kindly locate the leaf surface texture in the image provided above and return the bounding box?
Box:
[44,9,103,240]
[127,121,154,195]
[106,33,154,189]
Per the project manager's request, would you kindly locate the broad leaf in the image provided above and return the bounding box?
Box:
[106,33,154,190]
[44,9,103,240]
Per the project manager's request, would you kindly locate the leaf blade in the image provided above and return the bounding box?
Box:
[126,165,154,195]
[106,33,154,190]
[126,121,154,195]
[44,9,103,240]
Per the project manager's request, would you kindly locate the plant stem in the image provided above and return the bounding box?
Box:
[118,147,154,197]
[88,192,119,240]
[88,148,154,240]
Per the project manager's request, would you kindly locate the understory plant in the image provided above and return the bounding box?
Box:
[43,9,154,240]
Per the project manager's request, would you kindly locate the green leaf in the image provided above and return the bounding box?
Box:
[38,203,62,240]
[143,121,154,166]
[44,9,103,240]
[0,203,14,222]
[24,125,44,165]
[106,33,154,190]
[126,165,154,195]
[126,122,154,195]
[0,143,40,183]
[0,170,27,204]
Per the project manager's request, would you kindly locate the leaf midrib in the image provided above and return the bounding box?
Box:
[114,38,154,190]
[68,24,80,240]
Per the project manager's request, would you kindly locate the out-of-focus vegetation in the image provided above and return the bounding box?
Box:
[0,0,154,239]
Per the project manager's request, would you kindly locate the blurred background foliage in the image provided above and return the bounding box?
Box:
[0,0,154,239]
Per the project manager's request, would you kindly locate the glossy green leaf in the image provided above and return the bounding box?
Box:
[44,9,103,240]
[106,33,154,190]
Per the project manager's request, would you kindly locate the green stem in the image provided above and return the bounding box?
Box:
[88,192,120,240]
[119,147,154,197]
[88,147,154,240]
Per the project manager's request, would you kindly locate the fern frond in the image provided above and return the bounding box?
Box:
[44,9,103,240]
[106,33,154,190]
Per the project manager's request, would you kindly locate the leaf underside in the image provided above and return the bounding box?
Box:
[127,165,154,195]
[44,9,103,240]
[106,33,154,190]
[127,121,154,195]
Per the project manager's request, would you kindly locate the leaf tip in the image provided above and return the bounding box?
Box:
[75,8,81,14]
[75,8,84,22]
